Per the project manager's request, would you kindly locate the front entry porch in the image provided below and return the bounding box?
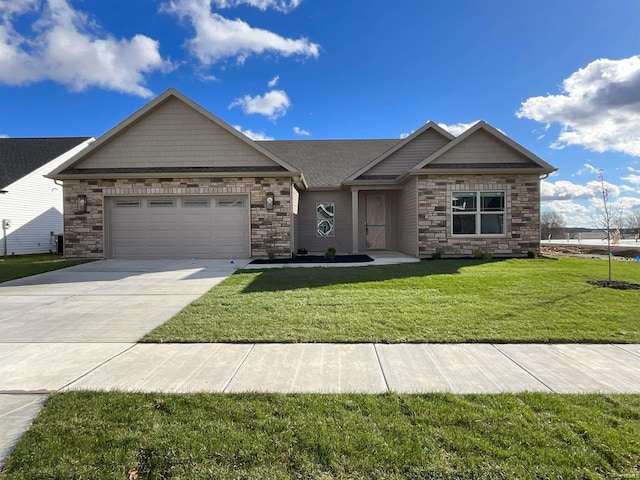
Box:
[351,188,400,253]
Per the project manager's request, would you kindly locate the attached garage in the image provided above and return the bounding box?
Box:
[106,195,249,259]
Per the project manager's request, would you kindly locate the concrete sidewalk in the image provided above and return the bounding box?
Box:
[57,343,640,394]
[2,343,640,468]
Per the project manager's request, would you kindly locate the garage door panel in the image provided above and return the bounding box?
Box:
[108,196,249,259]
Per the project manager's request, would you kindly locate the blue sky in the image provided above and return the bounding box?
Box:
[1,0,639,227]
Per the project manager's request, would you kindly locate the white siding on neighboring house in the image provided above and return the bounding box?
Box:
[0,140,93,256]
[396,178,418,256]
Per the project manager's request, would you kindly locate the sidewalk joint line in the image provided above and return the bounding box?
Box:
[612,343,640,359]
[490,344,556,393]
[57,343,138,392]
[222,344,255,393]
[373,344,390,392]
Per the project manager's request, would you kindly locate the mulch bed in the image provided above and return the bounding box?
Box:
[588,280,640,290]
[251,254,374,264]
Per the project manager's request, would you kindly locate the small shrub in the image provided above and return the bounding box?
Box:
[527,248,538,258]
[325,247,336,260]
[266,249,276,260]
[431,249,443,260]
[473,249,493,260]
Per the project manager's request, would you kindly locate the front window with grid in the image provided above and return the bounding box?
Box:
[451,191,505,235]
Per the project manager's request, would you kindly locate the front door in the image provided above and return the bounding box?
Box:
[366,194,386,249]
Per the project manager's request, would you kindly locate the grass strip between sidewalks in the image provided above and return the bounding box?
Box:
[144,257,640,343]
[2,392,639,479]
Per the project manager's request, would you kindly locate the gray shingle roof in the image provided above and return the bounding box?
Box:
[1,137,90,189]
[257,139,399,188]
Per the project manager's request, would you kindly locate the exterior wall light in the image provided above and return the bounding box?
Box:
[77,194,87,213]
[265,192,274,210]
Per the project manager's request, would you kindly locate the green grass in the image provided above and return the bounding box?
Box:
[144,257,640,343]
[0,254,90,283]
[2,392,639,479]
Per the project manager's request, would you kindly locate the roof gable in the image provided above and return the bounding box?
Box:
[412,121,557,172]
[50,88,299,177]
[345,121,454,182]
[1,137,91,189]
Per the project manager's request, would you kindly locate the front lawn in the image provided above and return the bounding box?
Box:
[2,392,639,479]
[0,254,90,283]
[144,257,640,343]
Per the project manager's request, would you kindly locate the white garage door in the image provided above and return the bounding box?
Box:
[107,196,249,259]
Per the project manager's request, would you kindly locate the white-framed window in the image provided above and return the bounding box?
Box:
[316,202,335,237]
[452,191,505,235]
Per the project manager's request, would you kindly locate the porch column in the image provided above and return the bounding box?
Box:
[351,188,359,253]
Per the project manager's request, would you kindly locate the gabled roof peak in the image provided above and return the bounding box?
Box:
[344,120,454,182]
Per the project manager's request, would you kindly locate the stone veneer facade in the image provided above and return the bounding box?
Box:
[417,174,540,257]
[63,176,293,258]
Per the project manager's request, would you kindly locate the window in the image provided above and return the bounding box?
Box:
[217,198,245,207]
[316,202,335,237]
[452,191,505,235]
[115,200,141,208]
[183,199,210,208]
[148,199,175,208]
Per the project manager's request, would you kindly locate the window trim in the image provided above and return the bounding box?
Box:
[316,202,335,237]
[451,191,506,237]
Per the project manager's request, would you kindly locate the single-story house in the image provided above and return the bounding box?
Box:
[1,137,93,256]
[48,88,556,260]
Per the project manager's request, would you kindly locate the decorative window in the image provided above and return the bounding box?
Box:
[316,202,335,237]
[114,200,141,208]
[148,199,175,208]
[217,198,245,207]
[452,191,505,235]
[183,199,210,208]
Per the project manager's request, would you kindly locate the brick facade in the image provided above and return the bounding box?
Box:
[417,174,540,257]
[63,176,293,258]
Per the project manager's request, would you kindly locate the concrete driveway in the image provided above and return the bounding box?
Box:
[0,258,248,465]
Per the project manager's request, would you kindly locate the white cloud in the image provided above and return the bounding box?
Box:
[232,125,274,141]
[267,75,279,87]
[542,200,591,214]
[517,55,640,157]
[213,0,302,13]
[163,0,319,65]
[0,0,167,97]
[437,121,479,136]
[621,174,640,186]
[229,89,290,119]
[293,126,310,136]
[541,179,620,201]
[0,133,8,138]
[399,130,413,139]
[573,163,599,176]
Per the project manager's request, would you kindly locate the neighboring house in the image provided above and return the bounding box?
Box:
[1,137,93,256]
[48,88,556,260]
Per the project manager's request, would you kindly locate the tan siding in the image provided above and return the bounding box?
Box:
[366,129,449,176]
[298,190,352,253]
[292,187,300,253]
[429,130,533,166]
[77,97,279,169]
[396,178,418,256]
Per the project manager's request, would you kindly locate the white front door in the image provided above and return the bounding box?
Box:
[366,194,386,249]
